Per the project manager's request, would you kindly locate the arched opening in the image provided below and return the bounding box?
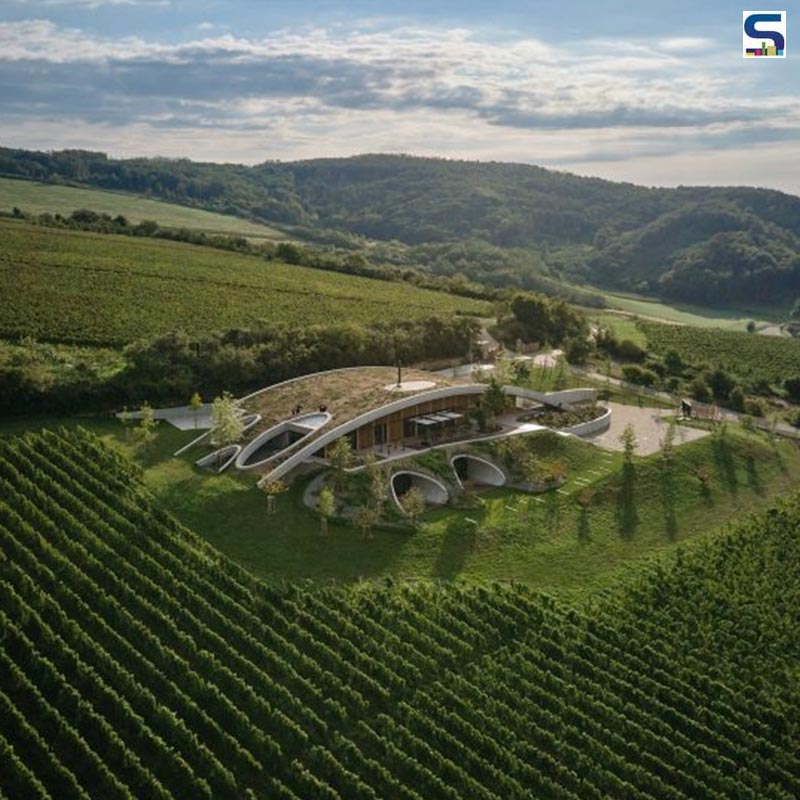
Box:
[236,412,332,470]
[390,471,449,511]
[451,454,506,487]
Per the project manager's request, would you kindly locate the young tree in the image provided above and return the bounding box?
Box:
[189,391,203,429]
[400,487,427,528]
[262,479,288,514]
[133,402,157,448]
[480,377,507,430]
[619,423,638,466]
[211,392,244,448]
[660,419,676,465]
[363,453,387,514]
[317,487,335,536]
[746,320,757,334]
[327,437,353,491]
[492,350,515,386]
[353,505,379,540]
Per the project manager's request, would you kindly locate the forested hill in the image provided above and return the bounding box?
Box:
[3,147,799,307]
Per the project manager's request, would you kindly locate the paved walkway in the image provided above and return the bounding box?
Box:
[119,403,214,431]
[585,402,708,455]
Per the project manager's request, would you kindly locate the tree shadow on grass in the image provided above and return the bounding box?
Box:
[432,517,478,580]
[745,453,765,495]
[616,463,639,539]
[660,462,678,541]
[577,506,592,544]
[711,435,738,495]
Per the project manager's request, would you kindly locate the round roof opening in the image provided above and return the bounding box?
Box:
[384,380,437,393]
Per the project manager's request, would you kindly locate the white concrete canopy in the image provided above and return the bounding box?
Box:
[236,411,332,470]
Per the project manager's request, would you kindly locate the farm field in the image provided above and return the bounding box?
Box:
[639,320,800,388]
[597,290,781,331]
[2,427,800,799]
[0,218,490,346]
[0,176,288,241]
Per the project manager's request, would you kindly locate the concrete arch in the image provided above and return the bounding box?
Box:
[390,470,450,512]
[236,412,332,471]
[450,454,506,488]
[196,445,241,473]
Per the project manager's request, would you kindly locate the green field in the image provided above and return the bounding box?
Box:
[0,218,489,345]
[8,412,794,598]
[640,320,800,387]
[0,176,288,241]
[597,290,782,331]
[2,426,800,799]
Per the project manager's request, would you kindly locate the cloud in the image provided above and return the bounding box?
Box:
[12,0,169,7]
[0,17,797,186]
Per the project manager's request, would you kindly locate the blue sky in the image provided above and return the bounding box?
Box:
[1,1,797,193]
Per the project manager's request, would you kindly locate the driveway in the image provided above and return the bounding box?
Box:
[585,402,709,456]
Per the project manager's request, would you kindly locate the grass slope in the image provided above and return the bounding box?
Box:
[0,218,489,345]
[2,427,800,799]
[8,414,795,598]
[0,176,286,240]
[598,290,781,330]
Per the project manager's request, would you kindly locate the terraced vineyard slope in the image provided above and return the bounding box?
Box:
[1,429,800,799]
[0,219,489,345]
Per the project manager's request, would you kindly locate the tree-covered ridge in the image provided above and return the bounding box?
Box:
[2,147,799,307]
[2,428,800,799]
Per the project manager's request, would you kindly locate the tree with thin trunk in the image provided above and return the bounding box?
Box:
[189,392,203,429]
[327,437,353,492]
[400,486,427,528]
[619,423,638,466]
[262,479,288,515]
[354,505,379,540]
[364,453,387,515]
[133,402,157,448]
[481,377,507,430]
[211,392,244,450]
[317,487,335,536]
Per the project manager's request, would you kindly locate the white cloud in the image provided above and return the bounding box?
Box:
[0,18,797,193]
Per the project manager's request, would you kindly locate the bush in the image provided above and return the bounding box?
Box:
[622,365,658,387]
[728,385,746,411]
[784,376,800,402]
[744,398,766,417]
[615,339,646,363]
[690,376,713,403]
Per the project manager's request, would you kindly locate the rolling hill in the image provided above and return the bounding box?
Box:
[2,147,800,309]
[2,427,800,799]
[0,176,287,242]
[0,218,489,346]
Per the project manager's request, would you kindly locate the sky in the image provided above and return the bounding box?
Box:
[1,0,798,193]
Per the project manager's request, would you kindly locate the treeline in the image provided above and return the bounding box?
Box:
[0,316,479,415]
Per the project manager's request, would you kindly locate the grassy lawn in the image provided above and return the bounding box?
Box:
[593,290,784,331]
[0,176,288,241]
[589,312,649,347]
[4,412,798,602]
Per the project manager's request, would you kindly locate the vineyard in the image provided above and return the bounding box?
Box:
[0,219,488,345]
[2,428,800,799]
[639,320,800,386]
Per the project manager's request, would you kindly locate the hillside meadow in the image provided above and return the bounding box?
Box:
[0,176,287,241]
[0,219,490,346]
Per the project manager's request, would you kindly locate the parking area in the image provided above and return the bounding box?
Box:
[585,401,709,455]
